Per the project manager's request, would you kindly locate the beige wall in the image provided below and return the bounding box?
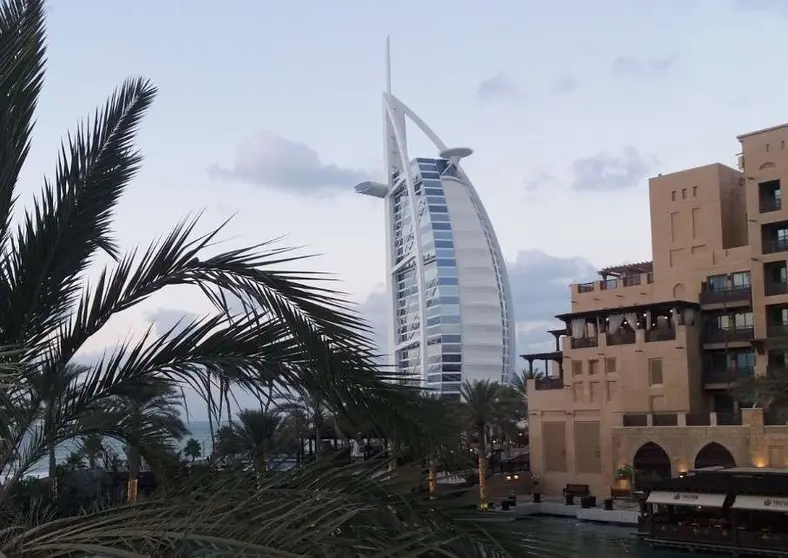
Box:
[527,123,788,498]
[531,409,788,497]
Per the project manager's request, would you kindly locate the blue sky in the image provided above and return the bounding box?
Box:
[18,0,788,414]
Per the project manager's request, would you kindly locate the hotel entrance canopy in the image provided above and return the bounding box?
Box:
[733,494,788,512]
[646,491,726,508]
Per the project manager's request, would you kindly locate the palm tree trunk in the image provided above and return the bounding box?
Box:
[127,447,140,503]
[477,423,488,506]
[428,456,438,496]
[224,384,232,425]
[205,379,216,459]
[388,438,397,474]
[46,406,57,497]
[313,421,322,460]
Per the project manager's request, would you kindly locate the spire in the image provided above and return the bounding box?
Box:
[385,35,392,95]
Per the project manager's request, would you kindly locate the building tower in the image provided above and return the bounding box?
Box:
[354,39,516,399]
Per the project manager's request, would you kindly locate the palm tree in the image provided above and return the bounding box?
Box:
[32,363,87,494]
[79,434,105,470]
[231,409,283,473]
[509,368,544,417]
[102,381,188,502]
[183,438,201,462]
[461,379,505,506]
[0,1,526,554]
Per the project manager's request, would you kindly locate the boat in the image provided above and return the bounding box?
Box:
[637,466,788,556]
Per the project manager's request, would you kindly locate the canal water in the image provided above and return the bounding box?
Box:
[516,517,724,557]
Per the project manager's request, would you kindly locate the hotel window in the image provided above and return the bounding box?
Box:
[649,358,663,385]
[733,311,753,329]
[707,274,727,291]
[572,360,583,376]
[605,358,616,374]
[692,186,698,197]
[682,188,687,199]
[588,359,599,375]
[671,190,676,201]
[731,271,751,288]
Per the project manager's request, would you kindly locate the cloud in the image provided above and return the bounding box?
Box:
[358,249,596,364]
[209,131,370,194]
[523,172,555,192]
[612,55,676,76]
[146,307,200,337]
[732,0,788,14]
[476,72,524,103]
[570,146,657,191]
[358,287,389,359]
[551,76,578,95]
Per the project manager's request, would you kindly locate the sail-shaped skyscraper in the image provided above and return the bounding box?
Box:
[355,39,516,399]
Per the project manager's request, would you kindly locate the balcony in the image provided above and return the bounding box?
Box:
[621,414,647,427]
[534,377,564,391]
[652,413,679,426]
[767,323,788,338]
[702,366,754,384]
[702,326,754,344]
[760,196,782,213]
[570,336,598,349]
[698,285,751,306]
[577,282,594,293]
[621,274,641,287]
[763,237,788,254]
[765,281,788,296]
[716,412,743,426]
[646,328,676,342]
[685,413,711,426]
[607,331,636,346]
[572,269,654,295]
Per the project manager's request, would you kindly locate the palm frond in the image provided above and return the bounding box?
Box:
[1,77,156,352]
[0,460,526,557]
[0,0,46,250]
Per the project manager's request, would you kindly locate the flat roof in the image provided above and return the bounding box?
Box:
[598,261,653,277]
[555,299,700,321]
[737,122,788,140]
[519,351,561,361]
[649,162,736,181]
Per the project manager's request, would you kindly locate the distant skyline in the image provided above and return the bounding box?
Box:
[21,0,788,415]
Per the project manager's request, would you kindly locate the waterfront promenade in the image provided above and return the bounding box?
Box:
[495,494,639,526]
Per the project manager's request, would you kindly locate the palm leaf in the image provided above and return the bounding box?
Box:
[0,460,526,557]
[1,77,156,353]
[0,0,46,251]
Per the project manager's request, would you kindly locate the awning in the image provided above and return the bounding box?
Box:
[733,494,788,512]
[646,491,726,508]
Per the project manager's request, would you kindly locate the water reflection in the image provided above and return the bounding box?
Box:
[516,517,722,557]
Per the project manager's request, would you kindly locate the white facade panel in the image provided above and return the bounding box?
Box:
[355,83,517,398]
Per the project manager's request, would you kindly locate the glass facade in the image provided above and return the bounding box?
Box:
[415,158,462,398]
[360,89,516,397]
[387,156,512,398]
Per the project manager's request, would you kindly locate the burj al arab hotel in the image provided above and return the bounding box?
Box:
[355,39,516,400]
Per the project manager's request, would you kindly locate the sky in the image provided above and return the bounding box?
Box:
[19,0,788,417]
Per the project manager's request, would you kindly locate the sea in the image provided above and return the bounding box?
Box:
[25,420,215,478]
